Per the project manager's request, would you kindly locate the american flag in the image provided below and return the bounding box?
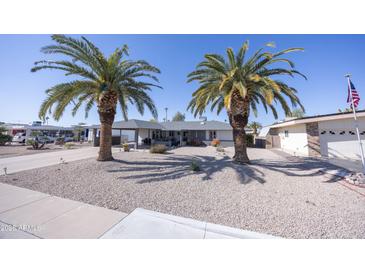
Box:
[347,80,360,108]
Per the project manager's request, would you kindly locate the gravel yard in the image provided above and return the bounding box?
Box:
[1,146,364,238]
[0,142,91,158]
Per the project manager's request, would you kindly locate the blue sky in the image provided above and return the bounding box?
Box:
[0,34,365,126]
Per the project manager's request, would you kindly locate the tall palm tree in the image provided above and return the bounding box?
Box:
[248,121,262,136]
[32,35,161,161]
[187,41,306,164]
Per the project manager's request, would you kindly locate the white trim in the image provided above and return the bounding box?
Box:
[270,112,365,129]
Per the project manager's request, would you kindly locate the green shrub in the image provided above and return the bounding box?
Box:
[26,139,46,150]
[64,143,75,149]
[0,134,12,146]
[0,126,12,145]
[150,144,167,154]
[245,134,254,147]
[54,137,65,145]
[122,143,130,152]
[190,160,201,172]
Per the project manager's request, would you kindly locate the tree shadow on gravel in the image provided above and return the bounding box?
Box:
[107,151,346,184]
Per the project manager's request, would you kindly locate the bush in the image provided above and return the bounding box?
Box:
[64,143,75,149]
[211,139,221,147]
[26,139,46,150]
[246,134,254,147]
[0,134,12,146]
[150,144,167,154]
[54,137,65,145]
[190,160,201,172]
[0,126,12,145]
[122,143,130,152]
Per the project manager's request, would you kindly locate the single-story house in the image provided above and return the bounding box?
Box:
[3,122,76,139]
[88,119,253,148]
[264,110,365,161]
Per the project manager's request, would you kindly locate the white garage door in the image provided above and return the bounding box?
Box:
[319,129,365,160]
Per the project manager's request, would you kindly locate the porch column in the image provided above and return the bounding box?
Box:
[134,129,139,149]
[180,131,183,146]
[92,128,98,147]
[119,129,122,145]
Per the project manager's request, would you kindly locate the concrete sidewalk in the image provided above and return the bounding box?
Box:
[0,183,278,239]
[101,208,278,239]
[0,147,121,175]
[0,183,127,238]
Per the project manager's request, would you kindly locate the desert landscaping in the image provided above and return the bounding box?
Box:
[2,146,364,238]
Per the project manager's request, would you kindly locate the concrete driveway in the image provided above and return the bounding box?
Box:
[0,146,121,175]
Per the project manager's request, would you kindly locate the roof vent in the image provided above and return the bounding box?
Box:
[200,121,205,125]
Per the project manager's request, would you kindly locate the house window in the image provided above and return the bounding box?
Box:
[284,130,289,137]
[209,130,216,140]
[169,131,174,137]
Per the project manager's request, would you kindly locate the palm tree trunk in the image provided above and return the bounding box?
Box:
[97,113,114,161]
[97,91,117,161]
[232,127,250,163]
[228,91,250,164]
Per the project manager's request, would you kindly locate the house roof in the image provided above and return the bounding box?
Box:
[160,120,232,131]
[4,123,73,131]
[113,119,163,130]
[270,110,365,129]
[89,119,235,131]
[257,126,271,137]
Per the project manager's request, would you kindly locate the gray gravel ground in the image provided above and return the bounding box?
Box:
[0,142,91,158]
[1,146,364,238]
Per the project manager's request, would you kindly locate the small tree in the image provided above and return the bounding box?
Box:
[0,126,12,146]
[172,111,185,121]
[338,108,353,113]
[248,122,262,136]
[290,108,305,118]
[26,131,47,150]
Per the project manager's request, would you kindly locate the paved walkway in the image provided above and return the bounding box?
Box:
[0,183,127,238]
[0,183,277,239]
[0,146,121,175]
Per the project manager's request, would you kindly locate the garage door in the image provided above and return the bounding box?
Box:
[319,129,365,159]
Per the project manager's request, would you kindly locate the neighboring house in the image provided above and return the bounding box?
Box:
[254,125,271,148]
[88,119,253,148]
[265,110,365,160]
[3,122,77,141]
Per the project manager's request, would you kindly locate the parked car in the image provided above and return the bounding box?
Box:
[12,132,27,143]
[27,135,54,144]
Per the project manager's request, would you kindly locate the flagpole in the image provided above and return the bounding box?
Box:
[345,74,365,174]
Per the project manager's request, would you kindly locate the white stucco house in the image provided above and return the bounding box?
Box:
[265,110,365,161]
[88,119,253,148]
